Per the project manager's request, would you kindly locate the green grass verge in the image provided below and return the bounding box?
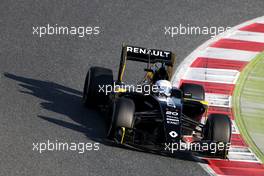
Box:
[233,51,264,162]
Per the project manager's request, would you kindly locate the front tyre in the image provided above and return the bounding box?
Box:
[107,98,135,140]
[203,114,232,159]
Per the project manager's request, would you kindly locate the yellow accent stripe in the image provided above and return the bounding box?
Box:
[120,127,125,144]
[119,47,127,82]
[200,100,209,106]
[115,88,126,93]
[184,98,209,106]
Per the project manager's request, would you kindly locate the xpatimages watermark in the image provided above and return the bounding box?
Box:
[32,140,100,154]
[164,24,231,38]
[32,24,100,38]
[164,141,231,154]
[98,82,160,95]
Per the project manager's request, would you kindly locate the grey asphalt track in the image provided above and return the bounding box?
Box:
[1,0,264,176]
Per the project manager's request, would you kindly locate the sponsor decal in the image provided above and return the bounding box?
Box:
[166,110,180,125]
[126,46,171,58]
[169,131,178,138]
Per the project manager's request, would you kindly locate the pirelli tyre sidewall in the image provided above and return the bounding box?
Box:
[204,113,232,158]
[83,66,113,107]
[107,98,135,139]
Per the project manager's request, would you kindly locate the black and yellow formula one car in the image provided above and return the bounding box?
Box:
[82,45,232,158]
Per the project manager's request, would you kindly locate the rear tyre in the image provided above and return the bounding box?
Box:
[107,98,135,139]
[180,83,205,100]
[83,66,113,107]
[203,114,232,159]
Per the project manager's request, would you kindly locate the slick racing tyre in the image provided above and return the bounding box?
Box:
[203,114,232,159]
[83,66,113,107]
[180,83,205,100]
[107,98,135,139]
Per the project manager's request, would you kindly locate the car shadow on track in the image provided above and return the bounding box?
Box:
[4,72,109,143]
[4,72,207,163]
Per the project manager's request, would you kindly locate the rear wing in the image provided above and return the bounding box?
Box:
[117,45,176,82]
[126,45,173,66]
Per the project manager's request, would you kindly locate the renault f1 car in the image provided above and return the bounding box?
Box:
[82,45,232,158]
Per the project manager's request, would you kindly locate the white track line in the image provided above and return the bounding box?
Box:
[182,67,240,84]
[205,93,232,108]
[257,21,264,24]
[228,153,260,163]
[229,147,251,153]
[199,47,259,62]
[228,147,261,163]
[224,30,264,43]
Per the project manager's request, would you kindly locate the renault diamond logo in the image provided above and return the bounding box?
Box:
[169,131,178,138]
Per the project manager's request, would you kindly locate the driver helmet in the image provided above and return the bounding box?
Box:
[154,80,172,97]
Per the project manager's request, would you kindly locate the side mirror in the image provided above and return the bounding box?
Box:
[171,88,183,99]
